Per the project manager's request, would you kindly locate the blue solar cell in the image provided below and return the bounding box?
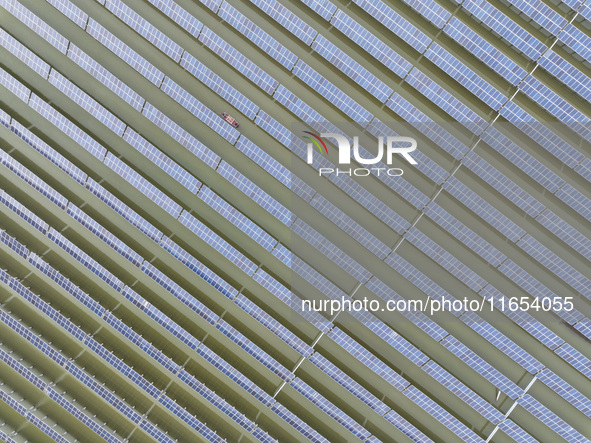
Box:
[0,233,26,265]
[441,335,522,399]
[331,10,412,79]
[498,419,537,442]
[131,291,202,351]
[9,119,87,184]
[252,427,276,443]
[312,34,393,102]
[401,0,451,28]
[517,234,591,300]
[461,152,546,217]
[309,193,391,259]
[104,0,184,62]
[66,44,145,111]
[559,23,591,64]
[309,352,389,415]
[425,43,507,110]
[46,0,88,28]
[292,253,350,301]
[0,190,49,234]
[369,277,450,341]
[160,237,238,299]
[292,218,372,283]
[538,369,591,418]
[180,52,259,120]
[141,103,221,168]
[462,311,546,373]
[160,77,240,144]
[461,0,547,60]
[518,394,586,441]
[423,202,507,267]
[353,309,431,366]
[0,310,67,366]
[555,184,591,220]
[498,259,583,327]
[177,358,255,432]
[138,419,176,443]
[574,158,591,185]
[443,177,526,242]
[235,294,312,356]
[0,107,10,127]
[519,75,591,141]
[86,18,165,86]
[26,413,68,443]
[0,151,68,209]
[85,178,164,242]
[352,0,431,53]
[47,387,120,443]
[443,18,527,86]
[29,253,105,316]
[252,268,292,305]
[196,0,222,13]
[251,0,318,45]
[145,0,203,37]
[423,360,504,424]
[555,343,591,379]
[199,27,279,94]
[0,385,28,416]
[216,319,294,381]
[123,127,201,194]
[291,377,371,439]
[0,29,51,78]
[384,409,433,442]
[109,312,182,373]
[65,361,142,422]
[141,260,220,323]
[299,0,337,21]
[188,346,275,406]
[536,209,591,259]
[538,51,591,103]
[404,385,483,442]
[104,153,183,218]
[48,227,124,292]
[404,227,488,292]
[405,68,488,135]
[85,336,161,398]
[329,327,410,390]
[235,135,292,188]
[179,209,260,275]
[498,102,585,169]
[216,160,293,226]
[329,172,411,233]
[29,94,107,160]
[578,1,591,19]
[198,186,278,251]
[1,0,69,53]
[159,395,226,441]
[292,60,374,124]
[0,429,17,443]
[509,0,567,34]
[0,64,31,101]
[7,278,41,306]
[6,272,88,341]
[67,204,145,267]
[218,2,298,69]
[271,402,329,442]
[386,93,470,160]
[481,126,567,192]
